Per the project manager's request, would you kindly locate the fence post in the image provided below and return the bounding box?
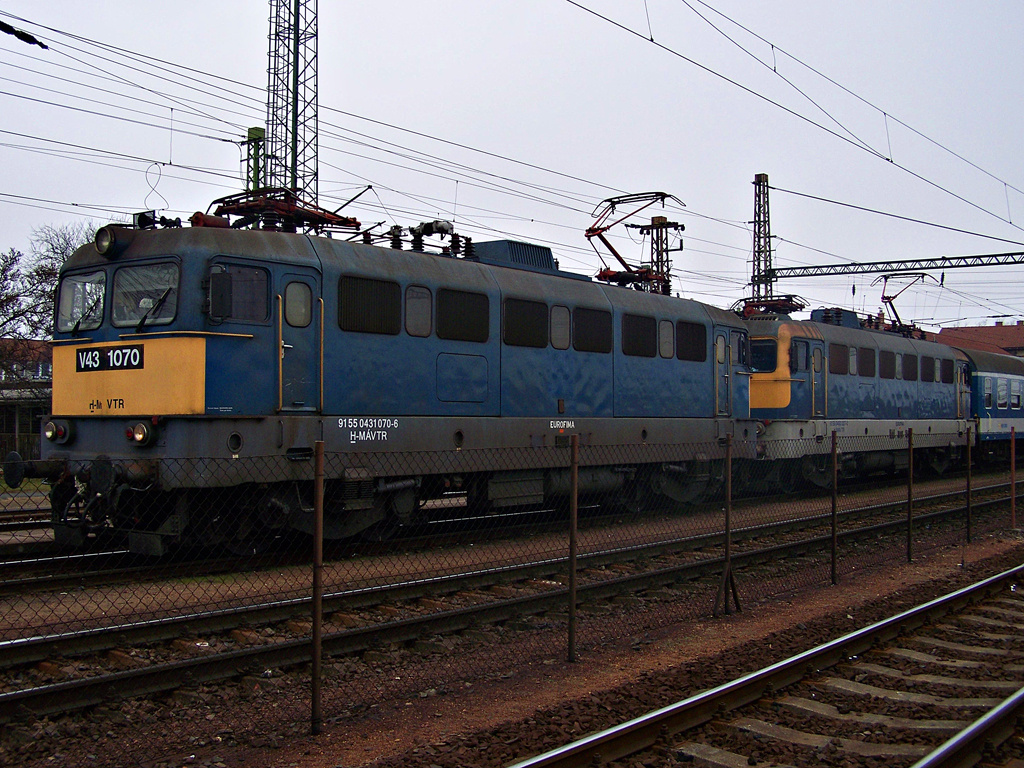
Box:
[966,426,973,544]
[830,431,838,585]
[311,440,325,735]
[1012,426,1017,530]
[567,434,578,663]
[907,428,914,564]
[714,435,740,616]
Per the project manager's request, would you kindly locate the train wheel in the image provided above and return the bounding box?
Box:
[730,460,752,497]
[359,487,421,542]
[761,460,799,495]
[925,446,955,475]
[651,463,709,506]
[800,455,832,489]
[226,511,275,556]
[359,515,401,542]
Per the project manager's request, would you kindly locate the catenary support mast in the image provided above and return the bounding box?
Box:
[266,0,318,201]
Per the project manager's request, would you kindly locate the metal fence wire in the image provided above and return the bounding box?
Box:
[0,428,1016,736]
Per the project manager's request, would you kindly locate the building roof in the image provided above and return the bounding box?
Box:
[935,322,1024,356]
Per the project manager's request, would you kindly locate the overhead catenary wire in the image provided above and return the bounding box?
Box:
[680,0,1024,202]
[3,7,1017,258]
[562,0,1024,235]
[769,185,1024,248]
[2,8,1023,327]
[4,5,1019,251]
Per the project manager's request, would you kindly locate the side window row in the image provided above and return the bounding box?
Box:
[337,277,488,342]
[498,301,710,360]
[823,342,955,384]
[333,275,713,360]
[984,377,1023,410]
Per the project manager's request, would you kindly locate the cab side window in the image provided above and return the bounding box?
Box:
[209,264,269,323]
[339,276,401,335]
[790,340,809,372]
[284,281,312,328]
[828,344,848,375]
[730,330,747,365]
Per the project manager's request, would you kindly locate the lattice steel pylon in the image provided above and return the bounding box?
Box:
[751,173,771,302]
[738,172,805,316]
[266,0,318,201]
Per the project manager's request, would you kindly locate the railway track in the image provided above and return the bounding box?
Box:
[0,467,1007,600]
[0,463,1009,576]
[508,564,1024,768]
[0,483,1011,725]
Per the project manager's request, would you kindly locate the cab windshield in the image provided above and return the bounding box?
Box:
[56,271,106,333]
[112,263,180,330]
[749,339,778,373]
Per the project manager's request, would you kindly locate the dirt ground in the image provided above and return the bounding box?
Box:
[5,533,1022,768]
[246,535,1024,768]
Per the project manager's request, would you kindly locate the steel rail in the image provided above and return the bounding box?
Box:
[0,518,50,534]
[507,563,1024,768]
[1,468,999,587]
[910,685,1024,768]
[0,481,985,670]
[0,518,748,671]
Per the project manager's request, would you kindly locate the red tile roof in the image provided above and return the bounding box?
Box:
[935,324,1024,355]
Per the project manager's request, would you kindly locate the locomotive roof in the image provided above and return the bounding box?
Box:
[63,226,748,327]
[748,314,970,361]
[64,226,320,271]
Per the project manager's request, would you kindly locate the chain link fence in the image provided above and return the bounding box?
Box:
[0,427,1018,736]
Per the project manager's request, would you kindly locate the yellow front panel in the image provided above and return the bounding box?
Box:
[53,337,206,416]
[750,371,793,410]
[749,323,798,411]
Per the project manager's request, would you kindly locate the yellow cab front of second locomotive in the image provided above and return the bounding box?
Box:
[747,315,826,421]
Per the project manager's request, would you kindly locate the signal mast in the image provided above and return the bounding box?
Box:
[738,173,806,317]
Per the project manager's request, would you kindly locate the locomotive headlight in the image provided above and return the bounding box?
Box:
[95,227,114,255]
[129,421,155,445]
[43,419,73,444]
[94,225,135,258]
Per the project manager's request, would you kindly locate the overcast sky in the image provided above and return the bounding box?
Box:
[2,1,1022,329]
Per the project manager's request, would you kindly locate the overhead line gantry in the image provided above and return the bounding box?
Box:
[767,251,1024,280]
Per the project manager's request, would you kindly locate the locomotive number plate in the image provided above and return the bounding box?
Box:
[76,344,145,372]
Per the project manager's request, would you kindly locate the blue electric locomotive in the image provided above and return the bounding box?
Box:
[5,222,757,553]
[745,306,1024,487]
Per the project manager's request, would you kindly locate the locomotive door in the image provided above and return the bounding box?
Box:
[790,338,825,417]
[810,342,826,416]
[277,271,322,412]
[714,331,730,415]
[957,362,970,419]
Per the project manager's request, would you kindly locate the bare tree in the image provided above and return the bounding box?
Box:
[1,221,95,382]
[0,247,38,384]
[22,221,96,338]
[0,248,30,339]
